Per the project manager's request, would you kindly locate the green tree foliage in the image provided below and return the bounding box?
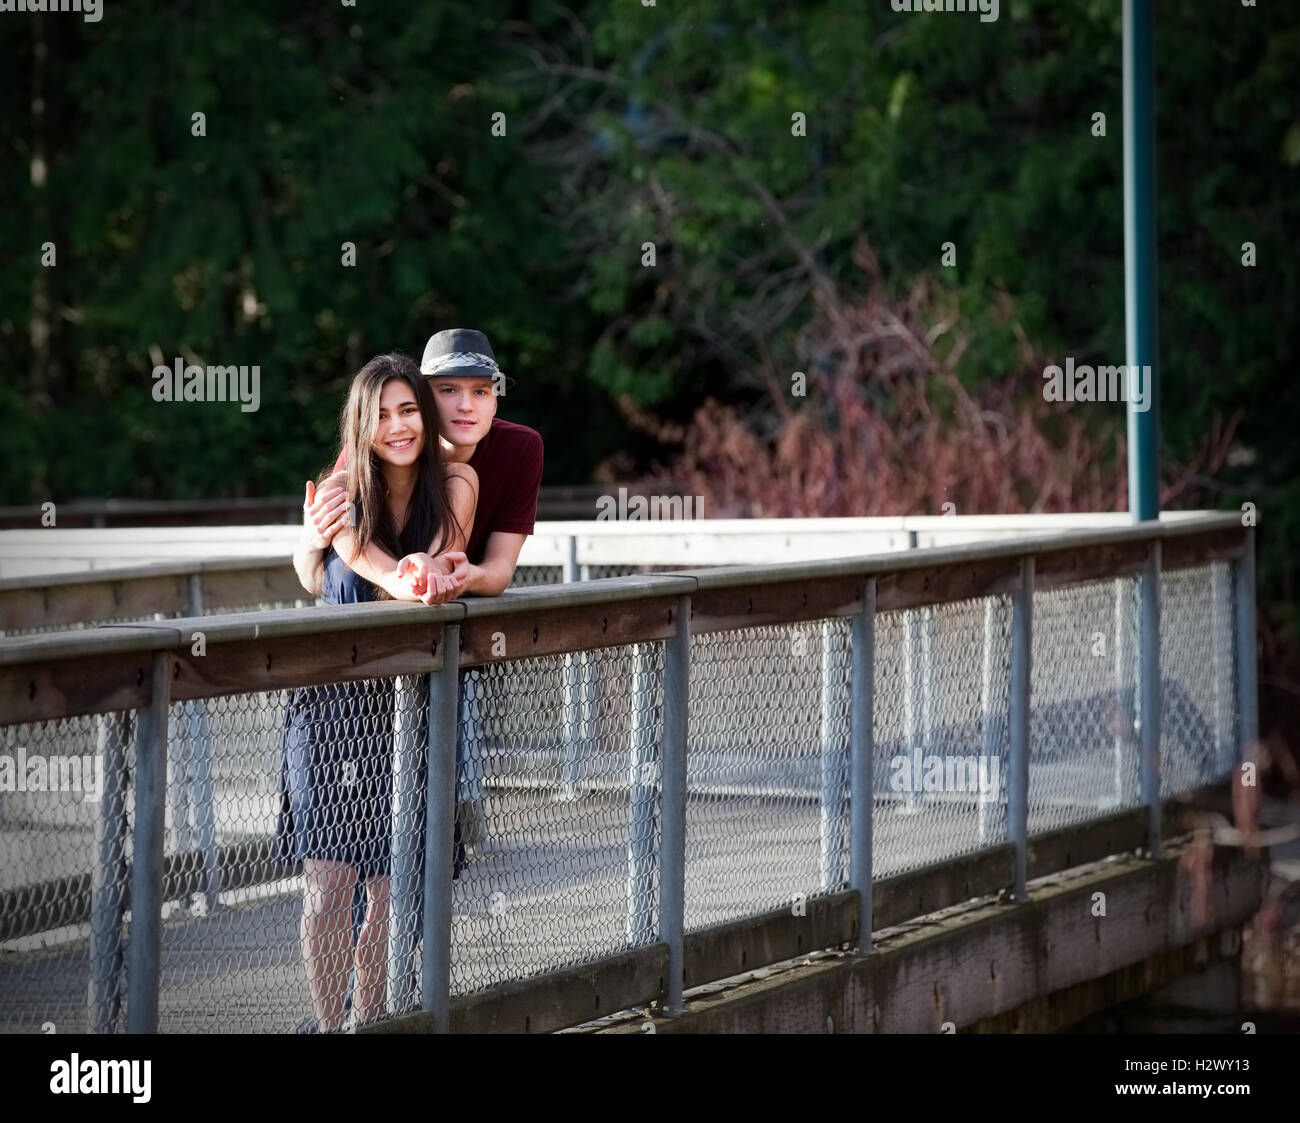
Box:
[0,0,616,500]
[1,1,1295,649]
[519,0,1296,635]
[555,1,1295,461]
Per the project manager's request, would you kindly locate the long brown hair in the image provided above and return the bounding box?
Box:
[324,353,462,598]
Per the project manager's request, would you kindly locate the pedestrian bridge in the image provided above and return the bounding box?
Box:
[0,513,1262,1032]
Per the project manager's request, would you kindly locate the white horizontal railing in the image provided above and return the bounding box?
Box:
[0,512,1215,578]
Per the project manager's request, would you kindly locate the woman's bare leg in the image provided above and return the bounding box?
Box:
[351,874,391,1025]
[300,858,355,1031]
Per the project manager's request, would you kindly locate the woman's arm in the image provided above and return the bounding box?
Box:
[332,526,421,601]
[335,465,479,602]
[389,464,479,603]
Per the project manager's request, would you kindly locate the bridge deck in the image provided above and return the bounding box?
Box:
[0,777,1128,1034]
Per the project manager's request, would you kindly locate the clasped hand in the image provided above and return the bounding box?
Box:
[393,551,469,605]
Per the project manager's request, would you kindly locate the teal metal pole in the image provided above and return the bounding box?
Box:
[1123,0,1159,522]
[1124,1,1163,859]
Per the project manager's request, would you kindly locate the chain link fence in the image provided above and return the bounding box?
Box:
[1159,562,1237,796]
[0,543,1250,1032]
[875,598,1013,876]
[685,620,851,930]
[452,647,664,995]
[156,678,430,1033]
[1028,578,1144,832]
[0,711,134,1033]
[507,565,563,588]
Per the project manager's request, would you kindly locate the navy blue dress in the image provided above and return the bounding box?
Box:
[275,548,464,881]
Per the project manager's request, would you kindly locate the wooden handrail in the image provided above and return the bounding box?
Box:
[0,513,1246,726]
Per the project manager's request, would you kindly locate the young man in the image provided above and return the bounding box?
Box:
[296,327,543,604]
[294,327,544,848]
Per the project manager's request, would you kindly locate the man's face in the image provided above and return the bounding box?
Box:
[426,376,498,452]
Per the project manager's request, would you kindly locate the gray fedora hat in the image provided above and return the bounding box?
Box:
[419,328,515,388]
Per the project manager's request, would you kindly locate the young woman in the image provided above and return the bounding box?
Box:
[276,353,478,1033]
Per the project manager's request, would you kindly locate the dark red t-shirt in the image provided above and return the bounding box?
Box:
[331,417,543,565]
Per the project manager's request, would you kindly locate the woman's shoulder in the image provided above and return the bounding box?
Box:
[445,461,479,489]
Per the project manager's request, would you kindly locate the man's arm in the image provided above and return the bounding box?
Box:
[461,531,528,597]
[293,475,349,596]
[292,535,325,597]
[452,427,543,597]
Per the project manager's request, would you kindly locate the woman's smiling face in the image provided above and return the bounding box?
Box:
[371,377,425,466]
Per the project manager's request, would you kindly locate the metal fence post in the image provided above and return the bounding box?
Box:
[1138,542,1162,857]
[172,699,221,914]
[89,711,131,1033]
[1211,560,1237,777]
[126,652,172,1033]
[659,595,690,1014]
[179,578,220,913]
[190,700,221,911]
[421,624,459,1032]
[166,705,191,859]
[388,674,425,1014]
[922,603,938,781]
[186,573,203,618]
[903,609,922,813]
[819,619,848,891]
[1008,559,1033,900]
[458,670,485,818]
[850,580,875,953]
[1234,528,1258,771]
[979,598,1006,844]
[1112,577,1137,808]
[625,643,656,946]
[560,536,588,798]
[561,653,584,800]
